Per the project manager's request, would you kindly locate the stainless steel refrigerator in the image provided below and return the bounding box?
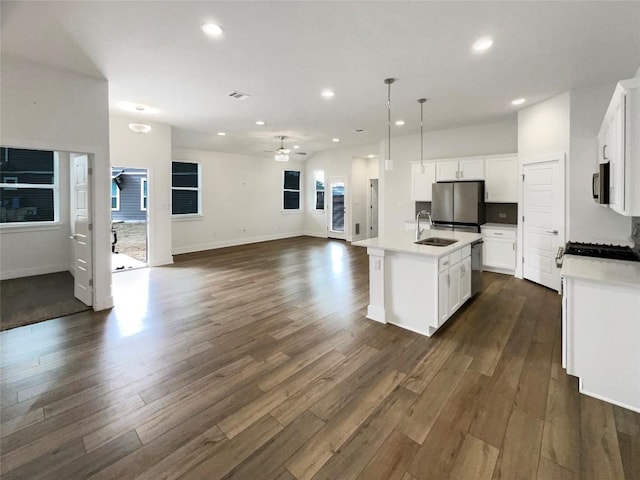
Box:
[431,181,486,232]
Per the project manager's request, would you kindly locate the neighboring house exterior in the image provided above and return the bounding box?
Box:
[111,167,147,222]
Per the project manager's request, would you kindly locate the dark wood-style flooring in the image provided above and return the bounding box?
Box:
[1,236,638,479]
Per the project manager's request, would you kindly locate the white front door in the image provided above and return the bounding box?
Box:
[522,160,564,292]
[71,154,93,305]
[328,178,347,240]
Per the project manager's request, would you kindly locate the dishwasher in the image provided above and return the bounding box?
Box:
[471,239,483,296]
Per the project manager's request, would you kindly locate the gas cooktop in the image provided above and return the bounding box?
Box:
[565,242,639,262]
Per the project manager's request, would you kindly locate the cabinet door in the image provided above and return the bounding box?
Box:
[485,157,518,202]
[411,163,436,201]
[460,256,471,303]
[459,158,484,180]
[438,270,448,326]
[483,237,516,270]
[436,161,460,181]
[608,93,626,213]
[448,262,461,317]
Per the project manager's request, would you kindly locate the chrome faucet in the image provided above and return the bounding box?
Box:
[416,210,431,241]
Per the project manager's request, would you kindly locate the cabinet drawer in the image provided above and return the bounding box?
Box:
[481,227,516,239]
[439,255,451,272]
[449,248,462,265]
[460,244,471,258]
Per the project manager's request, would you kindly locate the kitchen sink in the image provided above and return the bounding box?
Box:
[414,237,458,247]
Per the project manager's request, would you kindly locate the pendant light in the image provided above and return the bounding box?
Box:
[418,98,427,173]
[384,78,395,171]
[274,135,290,162]
[128,106,152,134]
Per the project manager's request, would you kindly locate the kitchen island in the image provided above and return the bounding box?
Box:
[353,230,482,336]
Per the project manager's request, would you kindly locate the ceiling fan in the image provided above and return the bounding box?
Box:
[264,135,307,161]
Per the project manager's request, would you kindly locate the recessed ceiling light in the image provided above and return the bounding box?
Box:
[202,23,223,37]
[332,138,340,143]
[367,154,376,158]
[293,145,300,149]
[511,98,526,105]
[217,132,226,136]
[395,120,405,126]
[472,37,493,52]
[118,101,158,114]
[321,89,335,98]
[255,120,265,126]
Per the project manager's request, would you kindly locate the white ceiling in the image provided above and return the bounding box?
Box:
[2,1,639,159]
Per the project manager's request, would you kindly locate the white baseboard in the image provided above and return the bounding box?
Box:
[483,266,515,275]
[1,264,70,281]
[303,230,327,238]
[172,231,305,255]
[149,256,174,267]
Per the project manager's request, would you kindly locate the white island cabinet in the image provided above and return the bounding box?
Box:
[353,231,481,337]
[561,255,640,412]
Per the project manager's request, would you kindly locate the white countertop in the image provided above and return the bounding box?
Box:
[352,230,483,258]
[561,255,640,287]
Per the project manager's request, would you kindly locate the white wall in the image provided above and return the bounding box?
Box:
[517,93,571,159]
[351,157,369,242]
[0,59,112,309]
[381,118,518,235]
[0,152,71,279]
[303,143,380,240]
[171,148,305,254]
[109,115,173,265]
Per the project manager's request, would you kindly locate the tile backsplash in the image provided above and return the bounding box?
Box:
[486,203,518,224]
[632,217,640,251]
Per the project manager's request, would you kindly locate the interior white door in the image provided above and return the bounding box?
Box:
[369,179,378,238]
[71,154,93,306]
[522,160,564,291]
[328,178,347,240]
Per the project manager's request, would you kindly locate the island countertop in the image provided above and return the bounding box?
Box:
[352,230,483,258]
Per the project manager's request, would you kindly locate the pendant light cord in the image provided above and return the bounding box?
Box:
[387,81,391,161]
[418,98,427,168]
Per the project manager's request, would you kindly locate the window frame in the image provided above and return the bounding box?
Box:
[171,161,202,217]
[0,149,60,226]
[140,178,147,212]
[282,169,301,212]
[111,178,120,211]
[314,170,325,211]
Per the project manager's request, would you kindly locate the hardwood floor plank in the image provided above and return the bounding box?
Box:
[536,456,579,480]
[270,345,379,426]
[87,384,264,480]
[540,376,580,473]
[355,429,419,480]
[312,386,417,480]
[222,411,324,480]
[448,434,499,480]
[492,409,544,480]
[514,341,554,420]
[408,369,488,479]
[0,407,44,437]
[613,404,640,437]
[218,349,345,439]
[1,439,85,480]
[396,352,473,444]
[285,369,404,480]
[580,395,625,480]
[617,431,640,480]
[399,336,456,395]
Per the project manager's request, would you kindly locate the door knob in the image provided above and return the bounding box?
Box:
[546,230,559,235]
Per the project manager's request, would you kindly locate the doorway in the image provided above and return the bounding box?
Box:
[111,167,148,272]
[369,179,379,238]
[327,177,347,240]
[522,158,565,291]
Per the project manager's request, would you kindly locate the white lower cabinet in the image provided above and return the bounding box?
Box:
[481,225,516,274]
[437,246,471,327]
[562,274,640,412]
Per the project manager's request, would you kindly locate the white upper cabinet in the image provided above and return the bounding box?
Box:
[411,162,436,201]
[485,156,518,203]
[598,78,640,216]
[436,158,484,181]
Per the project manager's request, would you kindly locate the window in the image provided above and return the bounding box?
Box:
[0,147,57,224]
[111,179,120,211]
[314,170,325,210]
[141,178,147,211]
[172,161,200,215]
[283,170,301,210]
